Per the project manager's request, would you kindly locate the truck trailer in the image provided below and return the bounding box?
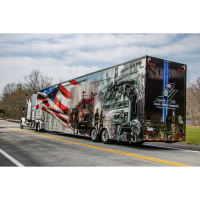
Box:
[21,55,187,144]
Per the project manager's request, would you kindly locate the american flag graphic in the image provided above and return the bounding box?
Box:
[166,84,171,89]
[37,80,80,127]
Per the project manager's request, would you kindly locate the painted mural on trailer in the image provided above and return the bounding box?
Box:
[37,58,146,142]
[144,56,186,141]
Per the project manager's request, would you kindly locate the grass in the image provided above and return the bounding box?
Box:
[181,126,200,145]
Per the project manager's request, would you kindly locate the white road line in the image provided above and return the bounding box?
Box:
[0,149,25,167]
[143,144,200,153]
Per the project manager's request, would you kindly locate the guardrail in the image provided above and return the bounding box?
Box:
[7,119,20,123]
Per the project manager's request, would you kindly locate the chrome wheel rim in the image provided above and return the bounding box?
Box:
[91,129,97,140]
[102,130,109,142]
[37,124,40,132]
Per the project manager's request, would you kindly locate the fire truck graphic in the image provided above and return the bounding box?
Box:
[69,91,97,134]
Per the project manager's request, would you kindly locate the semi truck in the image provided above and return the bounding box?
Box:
[20,55,187,144]
[20,94,45,131]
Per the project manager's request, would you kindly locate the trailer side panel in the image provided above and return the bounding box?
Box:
[38,57,146,143]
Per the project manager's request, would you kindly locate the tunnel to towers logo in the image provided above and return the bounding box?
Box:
[154,83,179,110]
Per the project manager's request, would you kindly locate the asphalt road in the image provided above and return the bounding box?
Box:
[0,119,200,167]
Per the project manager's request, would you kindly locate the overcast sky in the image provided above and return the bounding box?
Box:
[0,33,199,94]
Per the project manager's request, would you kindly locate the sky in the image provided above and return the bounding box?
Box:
[0,33,200,94]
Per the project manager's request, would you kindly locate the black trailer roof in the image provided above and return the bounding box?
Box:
[146,55,187,65]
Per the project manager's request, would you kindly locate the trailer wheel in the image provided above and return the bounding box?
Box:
[101,129,111,144]
[91,128,101,142]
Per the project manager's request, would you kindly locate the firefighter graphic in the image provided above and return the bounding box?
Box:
[75,109,79,133]
[94,108,99,130]
[99,110,105,131]
[166,113,172,130]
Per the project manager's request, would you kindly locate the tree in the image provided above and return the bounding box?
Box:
[0,69,53,119]
[186,77,200,125]
[0,83,17,118]
[23,69,53,96]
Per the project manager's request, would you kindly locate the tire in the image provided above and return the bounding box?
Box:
[34,123,37,132]
[91,128,101,142]
[101,129,111,144]
[35,123,38,132]
[37,123,40,132]
[20,124,23,129]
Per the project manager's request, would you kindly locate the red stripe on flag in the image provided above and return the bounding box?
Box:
[54,112,70,127]
[70,80,81,85]
[41,107,53,122]
[53,97,61,109]
[38,98,47,102]
[60,84,71,99]
[42,106,49,113]
[45,103,56,112]
[61,104,69,112]
[36,104,39,109]
[53,97,69,112]
[42,106,70,127]
[42,107,46,111]
[41,100,57,113]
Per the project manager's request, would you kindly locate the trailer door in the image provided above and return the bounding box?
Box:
[144,56,186,141]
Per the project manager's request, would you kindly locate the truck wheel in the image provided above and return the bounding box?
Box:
[20,124,23,129]
[34,123,36,131]
[101,129,111,144]
[35,124,37,131]
[37,123,40,132]
[91,128,101,142]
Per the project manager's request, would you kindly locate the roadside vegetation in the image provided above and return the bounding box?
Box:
[0,69,53,119]
[184,78,200,145]
[186,78,200,126]
[182,126,200,145]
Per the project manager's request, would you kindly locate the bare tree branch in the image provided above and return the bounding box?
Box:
[0,69,53,119]
[23,69,53,95]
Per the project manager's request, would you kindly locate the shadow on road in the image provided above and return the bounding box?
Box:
[47,132,176,151]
